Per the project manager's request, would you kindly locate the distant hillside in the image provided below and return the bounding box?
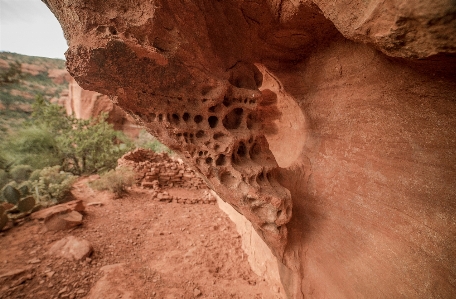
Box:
[0,52,69,136]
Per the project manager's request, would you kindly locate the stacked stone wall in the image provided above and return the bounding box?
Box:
[118,149,215,204]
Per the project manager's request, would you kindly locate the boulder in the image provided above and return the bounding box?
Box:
[47,236,93,261]
[32,200,85,231]
[44,210,83,231]
[31,199,85,221]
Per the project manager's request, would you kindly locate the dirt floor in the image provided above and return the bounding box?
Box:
[0,177,283,299]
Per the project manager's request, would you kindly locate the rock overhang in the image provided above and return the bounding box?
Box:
[42,1,456,297]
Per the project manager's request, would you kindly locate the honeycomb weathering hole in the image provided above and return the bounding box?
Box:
[246,113,255,130]
[196,130,204,138]
[208,116,218,128]
[223,108,243,130]
[223,96,233,107]
[194,115,203,123]
[237,142,247,157]
[249,142,262,162]
[220,172,237,188]
[215,154,226,166]
[171,113,180,125]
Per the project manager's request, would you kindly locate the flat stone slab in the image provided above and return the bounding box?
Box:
[47,236,93,261]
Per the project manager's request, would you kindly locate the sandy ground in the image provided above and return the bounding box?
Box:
[0,177,282,299]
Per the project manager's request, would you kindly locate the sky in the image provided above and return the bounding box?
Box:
[0,0,67,59]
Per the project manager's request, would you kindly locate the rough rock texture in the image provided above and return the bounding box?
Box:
[216,191,286,298]
[44,0,456,298]
[31,199,85,221]
[47,236,93,261]
[67,78,140,137]
[31,199,85,231]
[47,68,72,84]
[313,0,456,58]
[119,149,210,190]
[84,264,134,299]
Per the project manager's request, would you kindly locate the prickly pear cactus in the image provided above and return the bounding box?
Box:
[0,206,7,230]
[2,185,20,205]
[17,196,35,212]
[18,182,31,197]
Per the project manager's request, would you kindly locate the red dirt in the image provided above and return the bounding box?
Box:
[0,177,282,299]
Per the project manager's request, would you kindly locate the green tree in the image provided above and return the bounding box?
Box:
[0,61,22,84]
[0,125,61,169]
[30,95,132,175]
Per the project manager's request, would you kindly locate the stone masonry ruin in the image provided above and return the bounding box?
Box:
[118,149,216,204]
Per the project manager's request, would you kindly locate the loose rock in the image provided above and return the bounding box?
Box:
[47,236,93,261]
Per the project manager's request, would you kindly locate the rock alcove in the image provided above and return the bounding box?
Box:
[43,0,456,298]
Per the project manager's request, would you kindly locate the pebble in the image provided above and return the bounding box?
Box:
[28,258,41,264]
[193,288,202,297]
[58,286,68,295]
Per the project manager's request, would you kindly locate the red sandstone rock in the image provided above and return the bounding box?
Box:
[66,78,140,137]
[84,264,133,299]
[47,236,93,261]
[31,199,85,221]
[32,199,85,231]
[313,0,456,58]
[20,63,46,76]
[44,0,456,298]
[43,210,83,231]
[47,68,72,84]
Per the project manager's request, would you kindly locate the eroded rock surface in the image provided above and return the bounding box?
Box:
[66,78,140,137]
[44,0,456,298]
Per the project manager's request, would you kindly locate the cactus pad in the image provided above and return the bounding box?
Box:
[18,196,36,212]
[3,185,20,205]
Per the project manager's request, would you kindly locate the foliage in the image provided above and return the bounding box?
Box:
[0,52,65,70]
[57,114,131,175]
[0,61,22,84]
[27,96,133,175]
[0,89,21,109]
[29,169,42,182]
[0,52,67,133]
[31,95,70,131]
[134,129,172,154]
[0,152,8,170]
[9,165,33,183]
[1,184,21,204]
[32,166,76,204]
[90,167,136,198]
[0,170,8,189]
[0,125,61,169]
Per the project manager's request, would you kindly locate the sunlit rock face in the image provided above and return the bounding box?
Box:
[44,0,456,298]
[67,78,140,137]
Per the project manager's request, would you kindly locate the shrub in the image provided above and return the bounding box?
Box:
[134,129,172,154]
[90,167,135,198]
[31,97,133,175]
[0,151,10,170]
[32,166,76,204]
[0,61,22,84]
[1,125,61,169]
[0,170,8,189]
[10,165,33,182]
[29,169,41,182]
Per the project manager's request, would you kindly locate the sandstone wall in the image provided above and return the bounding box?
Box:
[44,0,456,298]
[67,78,140,137]
[215,191,286,297]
